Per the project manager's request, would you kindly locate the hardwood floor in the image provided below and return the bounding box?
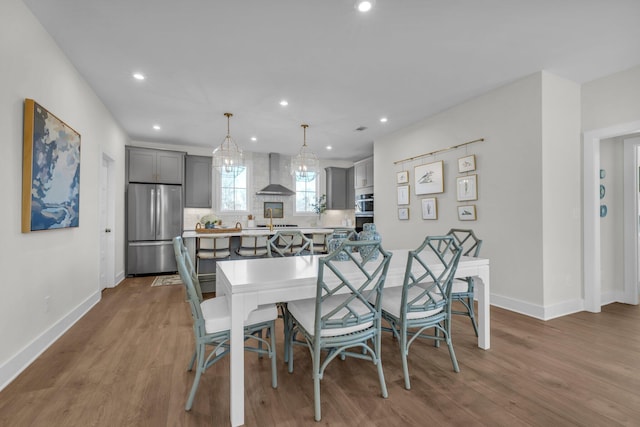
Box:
[1,276,639,426]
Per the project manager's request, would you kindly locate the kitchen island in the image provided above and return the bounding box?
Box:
[182,227,343,292]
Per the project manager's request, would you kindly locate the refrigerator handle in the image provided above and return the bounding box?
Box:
[150,187,156,232]
[156,187,162,237]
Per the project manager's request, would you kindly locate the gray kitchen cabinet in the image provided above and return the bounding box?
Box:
[354,156,373,189]
[127,146,184,184]
[185,155,212,208]
[346,166,355,209]
[325,167,351,210]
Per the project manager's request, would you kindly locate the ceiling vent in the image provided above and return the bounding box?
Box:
[355,126,367,131]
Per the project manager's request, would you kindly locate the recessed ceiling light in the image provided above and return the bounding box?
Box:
[153,124,161,130]
[326,146,332,150]
[380,117,388,123]
[133,72,145,80]
[355,0,374,12]
[251,137,257,142]
[280,100,289,106]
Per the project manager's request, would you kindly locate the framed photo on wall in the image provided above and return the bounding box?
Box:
[264,201,284,218]
[414,161,444,195]
[458,155,476,173]
[398,207,409,220]
[421,198,437,220]
[456,174,478,201]
[397,185,410,205]
[22,99,81,232]
[457,205,477,221]
[396,170,409,184]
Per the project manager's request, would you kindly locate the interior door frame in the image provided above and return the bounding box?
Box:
[623,136,640,306]
[100,152,116,289]
[583,119,640,312]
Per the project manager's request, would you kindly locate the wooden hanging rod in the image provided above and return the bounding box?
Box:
[393,138,484,165]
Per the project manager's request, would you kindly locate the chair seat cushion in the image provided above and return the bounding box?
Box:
[200,297,277,334]
[236,248,268,257]
[288,294,374,337]
[197,250,231,259]
[377,285,443,320]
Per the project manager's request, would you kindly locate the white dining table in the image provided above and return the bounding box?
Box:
[216,249,490,427]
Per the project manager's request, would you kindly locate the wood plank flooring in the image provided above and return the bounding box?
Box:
[1,276,639,426]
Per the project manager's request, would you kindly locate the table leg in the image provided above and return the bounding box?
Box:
[475,267,490,350]
[230,293,245,426]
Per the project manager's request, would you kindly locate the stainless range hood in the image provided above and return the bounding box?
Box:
[256,153,296,196]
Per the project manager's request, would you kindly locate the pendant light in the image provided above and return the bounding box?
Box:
[212,112,244,176]
[290,124,319,182]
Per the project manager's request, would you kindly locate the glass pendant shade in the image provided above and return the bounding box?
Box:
[290,124,319,182]
[213,112,244,177]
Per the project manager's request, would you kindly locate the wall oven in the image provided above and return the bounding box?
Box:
[355,193,374,216]
[355,193,374,232]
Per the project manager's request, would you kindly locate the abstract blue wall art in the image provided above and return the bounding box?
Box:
[22,99,81,232]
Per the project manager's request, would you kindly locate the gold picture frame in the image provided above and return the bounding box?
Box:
[22,99,81,232]
[414,161,444,195]
[396,170,409,184]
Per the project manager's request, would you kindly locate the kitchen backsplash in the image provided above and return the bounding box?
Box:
[184,207,355,230]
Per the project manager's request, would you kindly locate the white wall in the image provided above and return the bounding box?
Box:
[582,65,640,132]
[375,72,584,318]
[0,0,128,389]
[375,73,547,312]
[599,137,624,296]
[540,72,582,313]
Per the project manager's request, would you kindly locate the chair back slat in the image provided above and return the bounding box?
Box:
[314,240,392,334]
[446,228,482,257]
[267,230,314,257]
[402,236,462,318]
[173,237,207,337]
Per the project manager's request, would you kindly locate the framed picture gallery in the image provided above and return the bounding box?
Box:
[456,174,478,201]
[457,205,477,221]
[397,185,410,205]
[398,207,409,220]
[421,198,437,220]
[414,161,444,195]
[396,170,409,184]
[458,154,476,173]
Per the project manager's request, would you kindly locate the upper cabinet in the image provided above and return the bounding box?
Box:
[354,156,373,190]
[185,155,212,208]
[127,147,184,184]
[325,166,354,210]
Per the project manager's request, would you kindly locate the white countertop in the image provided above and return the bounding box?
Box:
[182,227,341,238]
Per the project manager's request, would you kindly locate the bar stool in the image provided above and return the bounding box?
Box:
[236,234,269,258]
[196,236,232,282]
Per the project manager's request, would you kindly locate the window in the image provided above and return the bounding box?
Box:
[295,173,318,214]
[219,167,247,212]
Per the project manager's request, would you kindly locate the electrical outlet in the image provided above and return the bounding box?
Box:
[44,296,50,313]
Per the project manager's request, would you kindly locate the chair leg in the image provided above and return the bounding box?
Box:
[313,346,322,421]
[446,334,460,373]
[400,333,411,390]
[187,349,196,371]
[375,335,388,398]
[270,322,278,388]
[287,322,295,374]
[186,343,205,411]
[282,307,290,363]
[467,296,479,337]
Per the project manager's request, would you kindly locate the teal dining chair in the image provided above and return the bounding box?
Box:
[172,236,278,410]
[378,235,462,390]
[267,230,314,257]
[446,228,483,336]
[266,230,314,363]
[285,240,392,421]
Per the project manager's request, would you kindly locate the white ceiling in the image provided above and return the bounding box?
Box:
[23,0,640,161]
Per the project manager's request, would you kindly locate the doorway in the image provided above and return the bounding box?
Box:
[99,153,116,289]
[583,120,640,312]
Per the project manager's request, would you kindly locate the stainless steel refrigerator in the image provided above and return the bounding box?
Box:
[127,183,183,275]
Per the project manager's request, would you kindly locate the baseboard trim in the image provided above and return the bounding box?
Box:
[0,291,101,392]
[490,293,584,320]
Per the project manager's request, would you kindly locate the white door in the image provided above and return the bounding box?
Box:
[100,154,116,289]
